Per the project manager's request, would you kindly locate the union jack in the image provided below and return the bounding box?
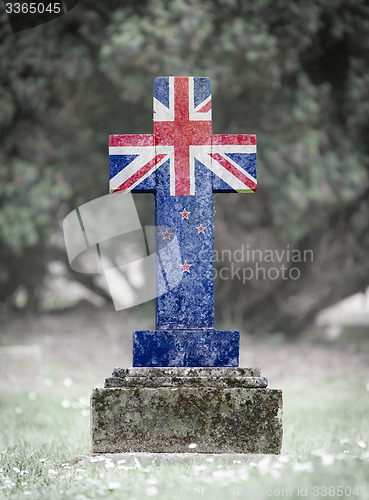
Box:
[109,76,257,196]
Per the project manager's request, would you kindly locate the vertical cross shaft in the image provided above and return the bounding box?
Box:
[154,78,214,329]
[155,160,215,329]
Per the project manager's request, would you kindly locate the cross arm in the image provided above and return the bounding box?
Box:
[211,134,257,193]
[109,134,159,193]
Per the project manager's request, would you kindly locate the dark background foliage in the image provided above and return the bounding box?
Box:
[1,0,368,335]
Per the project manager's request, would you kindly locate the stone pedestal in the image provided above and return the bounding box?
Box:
[91,367,283,454]
[133,330,240,366]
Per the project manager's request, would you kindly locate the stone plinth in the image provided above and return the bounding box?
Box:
[133,330,239,367]
[91,368,283,454]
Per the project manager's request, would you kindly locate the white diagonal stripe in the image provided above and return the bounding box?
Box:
[189,77,211,121]
[153,78,174,122]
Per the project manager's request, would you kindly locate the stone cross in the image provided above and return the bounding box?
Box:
[109,77,257,367]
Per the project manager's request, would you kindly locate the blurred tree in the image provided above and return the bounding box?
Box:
[0,0,368,333]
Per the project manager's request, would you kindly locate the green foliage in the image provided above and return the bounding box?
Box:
[0,0,368,323]
[0,160,71,254]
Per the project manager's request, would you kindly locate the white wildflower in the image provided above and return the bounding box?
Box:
[271,468,281,479]
[292,462,314,472]
[78,396,89,407]
[335,453,349,460]
[188,443,197,449]
[193,464,207,472]
[63,378,73,387]
[212,469,231,479]
[256,455,272,473]
[108,482,121,490]
[146,486,158,496]
[238,467,249,481]
[358,440,367,449]
[321,454,335,466]
[15,407,22,414]
[311,448,325,456]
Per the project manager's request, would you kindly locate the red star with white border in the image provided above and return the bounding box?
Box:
[162,228,172,240]
[180,209,190,220]
[180,261,192,273]
[196,225,205,234]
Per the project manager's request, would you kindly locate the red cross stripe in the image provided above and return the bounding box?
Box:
[154,78,212,196]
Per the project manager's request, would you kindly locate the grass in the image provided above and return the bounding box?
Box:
[1,377,369,499]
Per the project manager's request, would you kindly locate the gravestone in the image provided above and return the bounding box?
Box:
[91,77,283,453]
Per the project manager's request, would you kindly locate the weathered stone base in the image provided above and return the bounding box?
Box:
[91,368,283,454]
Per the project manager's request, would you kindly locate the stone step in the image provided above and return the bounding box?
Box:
[105,375,268,388]
[112,367,261,377]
